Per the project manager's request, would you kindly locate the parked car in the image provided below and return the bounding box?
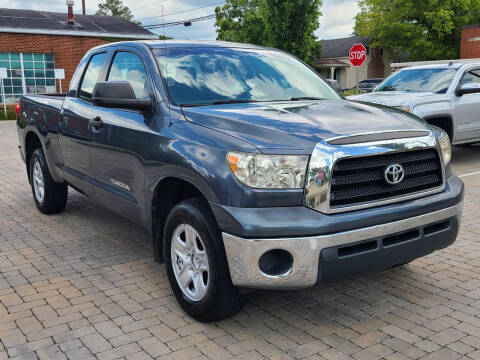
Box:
[324,78,341,91]
[16,41,464,321]
[357,78,384,92]
[348,63,480,145]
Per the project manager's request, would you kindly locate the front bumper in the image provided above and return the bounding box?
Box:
[221,200,463,289]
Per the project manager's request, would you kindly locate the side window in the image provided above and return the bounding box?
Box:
[107,52,148,98]
[460,69,480,87]
[78,53,107,100]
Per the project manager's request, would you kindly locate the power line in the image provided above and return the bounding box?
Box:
[131,0,168,11]
[143,14,216,29]
[139,2,224,21]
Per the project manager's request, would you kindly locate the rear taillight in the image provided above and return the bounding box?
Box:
[15,102,21,118]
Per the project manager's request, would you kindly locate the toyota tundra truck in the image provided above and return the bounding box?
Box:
[16,41,464,321]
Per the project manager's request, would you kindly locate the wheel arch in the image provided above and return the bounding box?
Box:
[423,115,454,142]
[150,176,218,263]
[24,130,43,183]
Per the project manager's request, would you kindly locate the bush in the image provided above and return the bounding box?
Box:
[0,104,17,120]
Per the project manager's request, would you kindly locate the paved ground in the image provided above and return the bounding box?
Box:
[1,120,480,360]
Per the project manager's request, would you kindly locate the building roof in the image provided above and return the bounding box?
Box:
[0,8,157,39]
[319,36,370,58]
[314,58,349,67]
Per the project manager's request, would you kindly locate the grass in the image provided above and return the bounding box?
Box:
[342,88,362,97]
[0,105,17,120]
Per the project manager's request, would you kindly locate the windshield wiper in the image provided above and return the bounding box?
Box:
[180,103,214,107]
[290,96,325,101]
[180,99,257,107]
[212,99,257,105]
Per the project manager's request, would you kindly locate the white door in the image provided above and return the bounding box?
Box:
[453,68,480,142]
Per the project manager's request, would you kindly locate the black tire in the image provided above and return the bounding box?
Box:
[163,198,244,322]
[29,148,68,214]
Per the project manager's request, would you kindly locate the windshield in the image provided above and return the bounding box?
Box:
[153,47,341,106]
[377,68,457,94]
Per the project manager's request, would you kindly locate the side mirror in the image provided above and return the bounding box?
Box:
[455,83,480,96]
[92,81,152,110]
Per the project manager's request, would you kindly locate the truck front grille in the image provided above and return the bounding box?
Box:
[330,149,443,208]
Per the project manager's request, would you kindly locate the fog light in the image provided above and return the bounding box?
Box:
[258,249,293,276]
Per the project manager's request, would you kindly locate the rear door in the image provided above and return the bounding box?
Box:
[453,67,480,142]
[59,51,107,195]
[89,48,155,224]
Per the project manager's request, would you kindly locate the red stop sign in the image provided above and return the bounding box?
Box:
[349,43,367,67]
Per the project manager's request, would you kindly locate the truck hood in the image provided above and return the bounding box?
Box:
[181,99,430,153]
[347,91,436,107]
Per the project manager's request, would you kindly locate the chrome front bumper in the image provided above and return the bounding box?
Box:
[222,202,463,289]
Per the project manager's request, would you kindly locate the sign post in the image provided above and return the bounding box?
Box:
[55,69,65,94]
[349,43,367,93]
[0,67,7,118]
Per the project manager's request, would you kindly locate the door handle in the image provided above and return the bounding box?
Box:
[89,116,103,129]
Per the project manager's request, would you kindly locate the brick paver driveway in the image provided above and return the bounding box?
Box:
[1,120,480,360]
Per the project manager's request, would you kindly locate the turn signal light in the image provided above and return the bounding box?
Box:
[227,154,239,172]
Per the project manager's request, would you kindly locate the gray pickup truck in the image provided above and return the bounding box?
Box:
[16,41,464,321]
[349,63,480,145]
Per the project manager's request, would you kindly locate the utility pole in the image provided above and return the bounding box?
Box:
[82,0,86,15]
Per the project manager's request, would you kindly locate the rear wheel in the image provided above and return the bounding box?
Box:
[29,148,68,214]
[163,198,244,322]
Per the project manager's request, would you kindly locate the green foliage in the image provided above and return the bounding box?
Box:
[0,105,17,121]
[261,0,322,65]
[355,0,480,61]
[215,0,322,65]
[215,0,266,45]
[96,0,139,23]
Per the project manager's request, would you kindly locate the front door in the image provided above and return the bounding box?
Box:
[453,67,480,142]
[59,52,107,195]
[89,50,153,224]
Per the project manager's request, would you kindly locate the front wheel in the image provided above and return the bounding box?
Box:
[163,198,244,322]
[29,148,68,214]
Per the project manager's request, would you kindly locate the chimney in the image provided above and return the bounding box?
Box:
[66,0,75,24]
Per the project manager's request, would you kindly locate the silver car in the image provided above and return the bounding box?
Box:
[348,63,480,145]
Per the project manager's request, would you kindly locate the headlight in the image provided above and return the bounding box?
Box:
[394,106,411,112]
[433,127,451,166]
[227,152,308,189]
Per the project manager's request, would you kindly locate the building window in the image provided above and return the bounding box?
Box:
[0,52,55,103]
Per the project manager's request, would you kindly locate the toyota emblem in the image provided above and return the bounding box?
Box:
[384,164,405,185]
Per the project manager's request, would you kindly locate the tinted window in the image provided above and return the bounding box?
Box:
[154,47,340,106]
[79,53,107,99]
[460,69,480,87]
[107,52,148,98]
[377,68,457,94]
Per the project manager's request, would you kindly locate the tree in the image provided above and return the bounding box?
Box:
[215,0,322,65]
[261,0,322,65]
[355,0,480,61]
[214,0,266,45]
[96,0,137,23]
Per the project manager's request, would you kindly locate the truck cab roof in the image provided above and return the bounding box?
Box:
[398,62,480,71]
[90,40,270,52]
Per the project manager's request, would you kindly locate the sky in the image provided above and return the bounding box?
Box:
[0,0,359,40]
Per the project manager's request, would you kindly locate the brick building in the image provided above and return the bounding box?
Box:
[0,6,156,104]
[460,25,480,59]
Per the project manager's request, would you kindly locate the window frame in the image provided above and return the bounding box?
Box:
[105,49,152,100]
[459,67,480,88]
[77,51,108,102]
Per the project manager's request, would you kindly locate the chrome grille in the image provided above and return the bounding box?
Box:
[330,149,443,208]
